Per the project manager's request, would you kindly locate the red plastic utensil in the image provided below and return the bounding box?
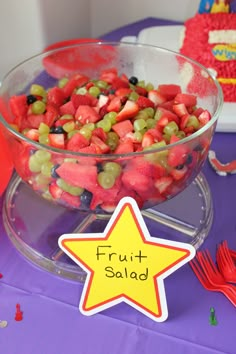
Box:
[216,241,236,283]
[190,250,236,306]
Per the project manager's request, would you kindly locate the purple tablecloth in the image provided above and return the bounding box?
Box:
[1,17,236,354]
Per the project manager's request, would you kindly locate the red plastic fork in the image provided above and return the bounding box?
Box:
[216,241,236,283]
[190,250,236,306]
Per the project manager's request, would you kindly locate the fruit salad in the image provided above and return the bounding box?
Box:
[7,67,212,212]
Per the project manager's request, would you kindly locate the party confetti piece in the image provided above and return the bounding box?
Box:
[0,320,8,328]
[209,307,218,326]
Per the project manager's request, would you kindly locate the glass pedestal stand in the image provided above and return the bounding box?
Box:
[2,173,213,282]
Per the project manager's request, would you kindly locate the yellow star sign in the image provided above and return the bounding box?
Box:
[59,197,195,322]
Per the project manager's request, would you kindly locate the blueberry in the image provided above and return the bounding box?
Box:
[50,126,65,134]
[109,89,116,95]
[51,164,60,178]
[27,95,37,105]
[176,164,185,170]
[129,76,138,85]
[186,154,193,165]
[96,163,103,173]
[80,190,93,207]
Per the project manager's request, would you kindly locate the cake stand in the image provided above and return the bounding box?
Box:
[2,172,213,282]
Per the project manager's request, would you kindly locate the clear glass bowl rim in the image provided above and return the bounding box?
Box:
[0,41,224,158]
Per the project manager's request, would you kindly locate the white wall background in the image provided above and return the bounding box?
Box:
[0,0,199,79]
[90,0,200,37]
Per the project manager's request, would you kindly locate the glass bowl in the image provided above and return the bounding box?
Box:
[0,42,223,214]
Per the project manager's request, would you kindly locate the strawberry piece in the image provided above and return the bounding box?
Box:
[45,104,59,127]
[49,133,65,149]
[148,90,167,106]
[99,67,118,84]
[114,139,134,154]
[60,192,81,208]
[137,96,155,109]
[71,94,93,109]
[116,100,139,122]
[66,132,89,151]
[57,162,98,190]
[180,114,190,130]
[24,114,46,129]
[174,93,197,107]
[59,101,76,116]
[92,127,107,142]
[75,105,100,124]
[112,120,133,138]
[168,144,189,167]
[97,94,109,109]
[172,103,188,117]
[141,131,155,148]
[47,87,65,107]
[115,88,132,97]
[62,75,89,97]
[90,135,110,153]
[170,165,188,180]
[198,110,211,126]
[154,176,173,194]
[122,169,150,193]
[49,182,64,199]
[110,77,130,90]
[24,129,39,141]
[107,97,122,112]
[135,86,147,96]
[158,84,181,100]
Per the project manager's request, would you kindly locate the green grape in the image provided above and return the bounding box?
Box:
[96,80,108,89]
[79,127,92,139]
[83,123,95,131]
[64,158,78,163]
[34,150,51,163]
[134,110,148,121]
[154,109,162,121]
[143,107,155,118]
[103,162,122,177]
[133,131,143,142]
[163,121,179,136]
[129,91,139,101]
[63,121,75,133]
[38,122,50,135]
[60,114,74,120]
[137,80,145,88]
[35,173,51,188]
[30,84,46,97]
[88,86,101,97]
[67,185,84,196]
[133,118,147,132]
[106,132,119,151]
[41,161,54,177]
[32,100,46,114]
[68,130,79,139]
[39,134,49,145]
[29,155,42,173]
[175,130,186,139]
[76,87,87,95]
[103,112,117,125]
[97,171,116,189]
[186,115,200,130]
[58,77,69,88]
[146,118,156,129]
[96,119,112,133]
[145,82,154,91]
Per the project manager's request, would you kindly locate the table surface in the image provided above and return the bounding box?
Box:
[1,17,236,354]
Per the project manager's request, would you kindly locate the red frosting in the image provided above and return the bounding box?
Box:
[180,13,236,102]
